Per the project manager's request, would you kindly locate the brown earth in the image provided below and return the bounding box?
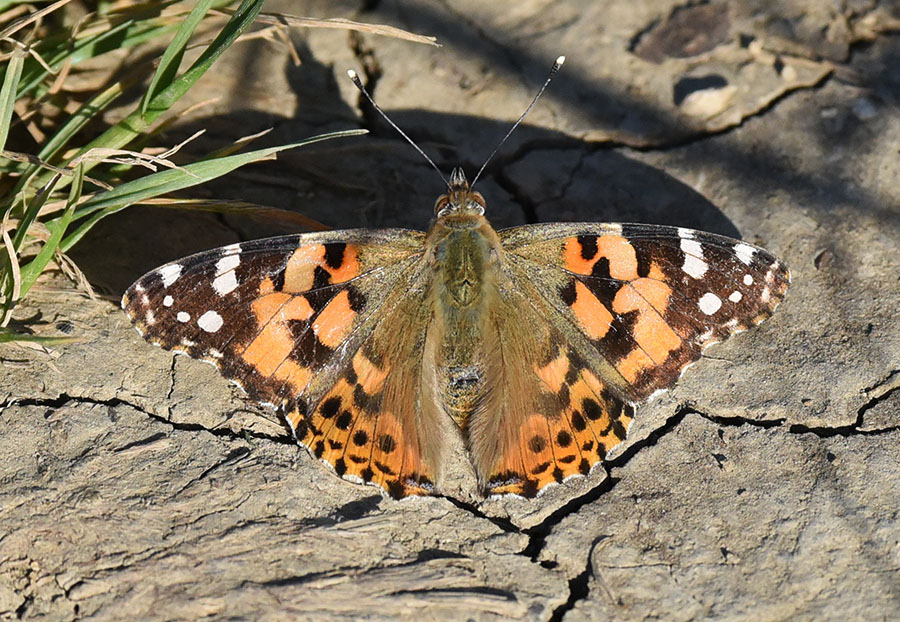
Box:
[2,1,899,620]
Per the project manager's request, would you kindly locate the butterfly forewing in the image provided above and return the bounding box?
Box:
[123,229,437,496]
[500,222,790,403]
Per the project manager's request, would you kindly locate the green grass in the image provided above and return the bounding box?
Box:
[0,0,396,342]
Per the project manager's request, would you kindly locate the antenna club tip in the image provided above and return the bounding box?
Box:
[347,69,358,79]
[556,55,566,65]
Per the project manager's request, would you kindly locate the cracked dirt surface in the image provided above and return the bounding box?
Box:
[3,1,900,620]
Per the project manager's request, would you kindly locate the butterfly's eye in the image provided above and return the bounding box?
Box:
[434,195,450,215]
[468,192,486,215]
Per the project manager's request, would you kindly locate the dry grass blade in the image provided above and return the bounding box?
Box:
[69,147,198,177]
[0,211,22,328]
[55,249,95,301]
[214,10,439,46]
[0,150,112,189]
[155,130,207,160]
[203,128,272,159]
[0,0,76,40]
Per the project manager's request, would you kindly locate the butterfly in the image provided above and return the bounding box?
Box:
[122,164,790,499]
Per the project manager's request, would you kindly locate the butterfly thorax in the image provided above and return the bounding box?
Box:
[425,170,503,428]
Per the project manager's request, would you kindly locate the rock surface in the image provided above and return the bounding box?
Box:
[3,1,899,620]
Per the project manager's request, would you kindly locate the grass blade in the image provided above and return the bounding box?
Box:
[57,128,366,252]
[9,172,56,252]
[17,164,82,296]
[140,0,215,117]
[0,43,25,152]
[146,0,264,113]
[36,0,265,193]
[0,331,84,345]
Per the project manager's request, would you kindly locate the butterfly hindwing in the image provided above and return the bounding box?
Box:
[468,284,635,497]
[283,269,442,498]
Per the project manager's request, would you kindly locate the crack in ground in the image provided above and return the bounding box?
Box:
[449,395,900,621]
[862,369,900,398]
[791,370,900,438]
[440,495,520,534]
[547,536,610,622]
[9,377,897,620]
[164,356,177,414]
[0,393,291,445]
[548,560,591,622]
[492,137,599,223]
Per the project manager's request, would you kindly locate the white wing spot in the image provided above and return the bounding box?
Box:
[699,292,722,315]
[163,295,174,307]
[159,264,183,287]
[761,286,771,304]
[680,239,708,279]
[743,274,754,286]
[728,290,743,303]
[198,310,224,333]
[208,348,224,359]
[145,310,155,325]
[734,243,756,265]
[213,271,239,296]
[181,338,196,347]
[176,311,191,323]
[221,243,242,255]
[678,227,694,239]
[212,254,241,296]
[216,254,241,273]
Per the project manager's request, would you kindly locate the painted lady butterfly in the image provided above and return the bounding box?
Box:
[123,165,789,499]
[123,58,789,499]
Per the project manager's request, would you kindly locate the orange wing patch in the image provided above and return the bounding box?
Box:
[285,345,434,499]
[486,346,633,497]
[241,292,313,380]
[564,235,638,280]
[283,243,361,293]
[570,280,614,340]
[612,272,683,383]
[313,290,359,349]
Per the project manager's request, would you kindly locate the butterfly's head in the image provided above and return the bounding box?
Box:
[434,167,486,218]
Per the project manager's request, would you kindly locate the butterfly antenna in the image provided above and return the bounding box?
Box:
[347,69,450,189]
[471,55,566,187]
